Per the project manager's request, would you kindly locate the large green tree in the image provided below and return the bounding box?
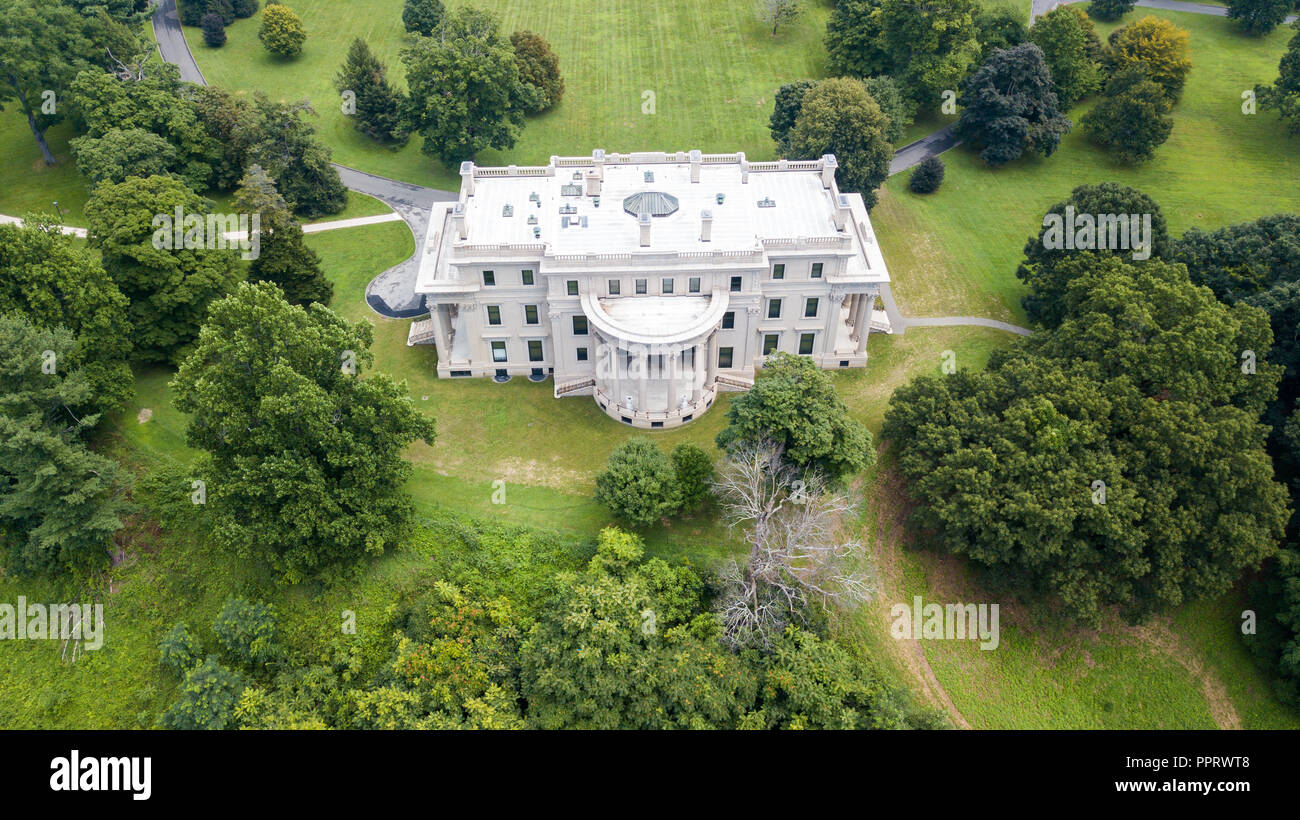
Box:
[511,30,564,113]
[1257,21,1300,136]
[85,174,243,363]
[716,351,873,481]
[401,7,534,164]
[234,164,332,306]
[170,281,436,584]
[0,217,134,415]
[1029,5,1102,109]
[401,0,444,36]
[0,315,128,578]
[334,38,408,144]
[884,256,1289,624]
[1172,213,1300,303]
[1080,68,1175,165]
[593,438,681,527]
[1228,0,1293,36]
[787,77,893,207]
[954,43,1072,166]
[1105,15,1192,100]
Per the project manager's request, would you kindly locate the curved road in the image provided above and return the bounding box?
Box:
[153,0,1264,332]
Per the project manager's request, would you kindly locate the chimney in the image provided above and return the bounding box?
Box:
[460,160,475,197]
[820,154,838,188]
[585,168,602,196]
[452,202,467,240]
[833,193,850,231]
[738,152,749,184]
[689,149,702,183]
[639,212,652,247]
[700,209,713,242]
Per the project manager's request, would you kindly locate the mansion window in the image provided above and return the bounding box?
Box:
[608,279,621,295]
[572,316,588,335]
[528,340,544,362]
[763,334,779,355]
[486,305,501,325]
[772,264,785,279]
[482,270,496,286]
[799,333,815,355]
[525,305,539,325]
[566,280,579,296]
[636,279,647,294]
[730,276,742,292]
[491,341,507,362]
[805,297,819,318]
[662,278,674,294]
[689,277,701,293]
[577,347,588,361]
[718,347,734,368]
[522,269,535,285]
[768,299,782,319]
[722,311,734,329]
[811,263,823,279]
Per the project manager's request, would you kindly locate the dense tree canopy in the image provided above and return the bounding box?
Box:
[1081,67,1174,164]
[85,174,244,363]
[1105,16,1192,100]
[1087,0,1136,22]
[511,30,564,113]
[401,0,444,36]
[1029,5,1102,109]
[1228,0,1293,36]
[1172,213,1300,303]
[234,164,333,306]
[975,6,1029,62]
[334,38,407,144]
[954,43,1072,166]
[593,438,681,527]
[402,7,534,164]
[885,255,1289,624]
[1257,22,1300,136]
[787,77,893,207]
[170,282,436,583]
[716,351,873,481]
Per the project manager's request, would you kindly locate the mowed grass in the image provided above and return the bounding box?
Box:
[179,0,837,189]
[0,116,88,225]
[873,11,1300,323]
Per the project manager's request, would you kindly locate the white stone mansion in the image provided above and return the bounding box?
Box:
[407,149,892,429]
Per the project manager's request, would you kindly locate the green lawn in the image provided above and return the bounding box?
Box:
[874,10,1300,323]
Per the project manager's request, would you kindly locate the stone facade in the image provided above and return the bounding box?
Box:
[408,149,892,428]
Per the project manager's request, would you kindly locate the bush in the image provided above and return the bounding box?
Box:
[259,3,306,57]
[593,438,681,527]
[158,657,245,729]
[213,598,281,670]
[201,12,227,47]
[159,623,202,674]
[908,155,945,194]
[1087,0,1135,22]
[670,443,714,512]
[402,0,444,36]
[232,0,258,17]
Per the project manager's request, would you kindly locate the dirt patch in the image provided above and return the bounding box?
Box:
[1111,615,1242,730]
[493,456,588,493]
[136,408,153,424]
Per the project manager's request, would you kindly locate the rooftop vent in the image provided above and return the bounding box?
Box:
[757,197,776,208]
[559,204,577,215]
[502,204,513,217]
[561,183,582,196]
[644,171,655,183]
[622,191,679,218]
[527,214,538,225]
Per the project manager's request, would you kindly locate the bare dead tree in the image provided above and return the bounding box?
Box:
[711,440,874,648]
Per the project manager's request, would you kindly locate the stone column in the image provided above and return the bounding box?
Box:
[825,289,845,354]
[851,294,869,340]
[690,342,702,403]
[854,293,871,354]
[429,303,450,364]
[707,331,719,386]
[637,347,648,411]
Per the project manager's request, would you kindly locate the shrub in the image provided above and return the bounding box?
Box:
[159,622,202,674]
[232,0,258,17]
[259,3,306,57]
[593,439,681,527]
[908,155,945,194]
[670,443,714,512]
[213,597,281,670]
[1087,0,1135,22]
[201,12,227,47]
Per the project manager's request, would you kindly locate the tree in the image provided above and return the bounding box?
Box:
[401,0,444,36]
[954,43,1072,166]
[259,2,305,58]
[1081,67,1174,164]
[519,528,758,729]
[207,0,235,25]
[716,351,873,481]
[825,0,889,79]
[69,67,218,192]
[1106,16,1192,100]
[235,164,332,306]
[84,175,243,363]
[170,282,436,584]
[0,0,129,164]
[1088,0,1136,22]
[769,80,815,154]
[909,154,945,193]
[1228,0,1292,36]
[670,443,713,513]
[159,623,202,674]
[201,12,227,48]
[861,75,914,144]
[593,438,680,526]
[787,77,893,208]
[0,314,128,578]
[884,256,1288,624]
[158,657,246,729]
[334,38,407,143]
[402,8,533,164]
[761,0,803,36]
[1017,183,1170,327]
[245,95,348,218]
[975,7,1029,62]
[213,598,281,671]
[510,31,564,113]
[0,217,134,415]
[232,0,259,18]
[1172,213,1300,303]
[1257,22,1300,135]
[71,127,180,188]
[874,0,983,107]
[1029,5,1101,109]
[711,441,874,647]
